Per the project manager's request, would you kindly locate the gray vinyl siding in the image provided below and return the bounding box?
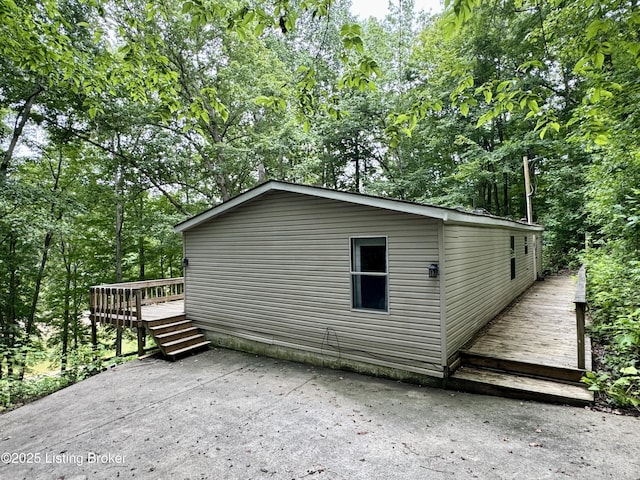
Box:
[184,191,443,377]
[443,225,537,358]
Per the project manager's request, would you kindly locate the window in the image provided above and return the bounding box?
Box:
[510,236,516,280]
[351,237,388,311]
[524,236,529,255]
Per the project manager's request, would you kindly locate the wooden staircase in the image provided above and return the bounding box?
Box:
[145,315,210,359]
[449,350,594,406]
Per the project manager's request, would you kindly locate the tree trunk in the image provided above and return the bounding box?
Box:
[354,142,360,192]
[1,86,43,182]
[6,236,18,377]
[22,152,64,378]
[60,241,71,374]
[72,262,79,352]
[503,171,509,216]
[24,231,54,341]
[138,195,145,281]
[114,166,124,357]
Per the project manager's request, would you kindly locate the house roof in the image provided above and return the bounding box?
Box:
[174,180,544,233]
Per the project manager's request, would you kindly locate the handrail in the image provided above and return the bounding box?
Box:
[574,266,587,370]
[93,277,184,289]
[89,278,184,328]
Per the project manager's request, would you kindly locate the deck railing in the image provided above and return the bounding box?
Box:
[574,266,587,370]
[89,277,184,328]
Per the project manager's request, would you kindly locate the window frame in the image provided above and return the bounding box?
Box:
[349,236,389,314]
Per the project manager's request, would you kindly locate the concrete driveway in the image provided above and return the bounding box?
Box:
[0,348,638,480]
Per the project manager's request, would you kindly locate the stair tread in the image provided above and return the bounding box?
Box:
[452,366,594,402]
[144,314,185,324]
[460,350,585,373]
[167,341,211,357]
[459,351,585,383]
[154,327,198,340]
[147,320,191,331]
[161,334,205,348]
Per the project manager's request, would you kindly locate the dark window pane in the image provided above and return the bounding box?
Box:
[351,237,387,272]
[359,245,386,272]
[352,275,387,310]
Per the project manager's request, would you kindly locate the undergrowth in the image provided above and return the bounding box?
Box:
[581,244,640,410]
[0,345,133,413]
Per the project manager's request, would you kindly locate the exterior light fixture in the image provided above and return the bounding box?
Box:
[182,257,189,267]
[429,263,439,278]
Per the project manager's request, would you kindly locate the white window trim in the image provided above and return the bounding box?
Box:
[349,236,389,314]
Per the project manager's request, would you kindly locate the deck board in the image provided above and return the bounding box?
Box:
[139,300,185,321]
[464,275,592,370]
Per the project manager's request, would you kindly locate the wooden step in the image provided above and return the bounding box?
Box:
[146,319,192,335]
[167,341,211,358]
[154,326,199,343]
[460,351,586,384]
[449,366,594,406]
[144,316,210,359]
[144,315,187,328]
[161,334,208,354]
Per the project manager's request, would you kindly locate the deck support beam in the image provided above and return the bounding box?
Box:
[574,266,587,370]
[116,327,123,357]
[136,323,145,357]
[91,316,98,351]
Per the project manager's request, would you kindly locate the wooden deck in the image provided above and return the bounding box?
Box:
[465,275,591,370]
[89,278,208,358]
[138,300,184,321]
[450,274,594,405]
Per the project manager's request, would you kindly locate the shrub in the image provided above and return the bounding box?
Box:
[584,243,640,409]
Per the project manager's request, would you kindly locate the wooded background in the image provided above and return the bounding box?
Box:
[1,0,638,407]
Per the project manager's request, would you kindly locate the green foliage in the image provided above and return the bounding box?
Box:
[0,342,114,411]
[1,0,639,411]
[582,368,640,408]
[0,375,72,412]
[441,0,640,143]
[585,243,640,408]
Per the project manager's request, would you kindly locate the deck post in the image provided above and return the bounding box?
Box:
[90,313,98,352]
[89,288,98,352]
[136,325,145,356]
[574,266,587,370]
[135,289,144,356]
[576,303,586,370]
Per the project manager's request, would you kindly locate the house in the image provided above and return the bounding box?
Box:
[174,181,543,384]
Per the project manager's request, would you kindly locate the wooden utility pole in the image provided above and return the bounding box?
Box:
[523,156,533,224]
[523,156,539,281]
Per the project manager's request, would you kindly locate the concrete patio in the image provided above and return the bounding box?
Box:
[0,348,638,479]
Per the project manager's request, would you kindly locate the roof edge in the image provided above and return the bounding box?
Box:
[174,180,544,233]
